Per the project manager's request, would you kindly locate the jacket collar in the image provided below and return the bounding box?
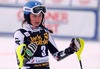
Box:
[22,22,42,32]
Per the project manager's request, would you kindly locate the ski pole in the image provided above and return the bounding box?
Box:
[76,38,84,69]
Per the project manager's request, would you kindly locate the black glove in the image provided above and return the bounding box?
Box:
[69,38,81,53]
[23,43,38,66]
[24,43,38,59]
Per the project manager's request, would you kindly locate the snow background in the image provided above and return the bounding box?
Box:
[0,37,100,69]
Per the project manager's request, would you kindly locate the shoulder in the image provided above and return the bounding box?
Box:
[14,28,26,38]
[43,27,53,33]
[14,29,27,45]
[14,28,27,34]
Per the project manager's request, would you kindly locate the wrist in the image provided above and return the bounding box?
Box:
[65,47,75,54]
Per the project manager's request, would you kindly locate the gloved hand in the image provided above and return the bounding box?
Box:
[24,43,38,59]
[23,43,38,66]
[69,38,81,53]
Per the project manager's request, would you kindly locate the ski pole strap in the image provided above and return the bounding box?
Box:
[16,44,26,68]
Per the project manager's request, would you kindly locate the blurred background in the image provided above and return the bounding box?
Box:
[0,0,100,69]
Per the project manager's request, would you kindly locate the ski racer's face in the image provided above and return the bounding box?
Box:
[30,12,43,28]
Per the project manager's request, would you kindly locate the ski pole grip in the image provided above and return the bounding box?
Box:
[76,38,84,57]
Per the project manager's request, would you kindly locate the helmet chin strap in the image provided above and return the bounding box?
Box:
[38,12,44,27]
[24,14,31,24]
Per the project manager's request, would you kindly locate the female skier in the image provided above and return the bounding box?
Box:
[14,1,81,69]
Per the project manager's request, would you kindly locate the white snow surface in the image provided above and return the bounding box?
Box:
[0,37,100,69]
